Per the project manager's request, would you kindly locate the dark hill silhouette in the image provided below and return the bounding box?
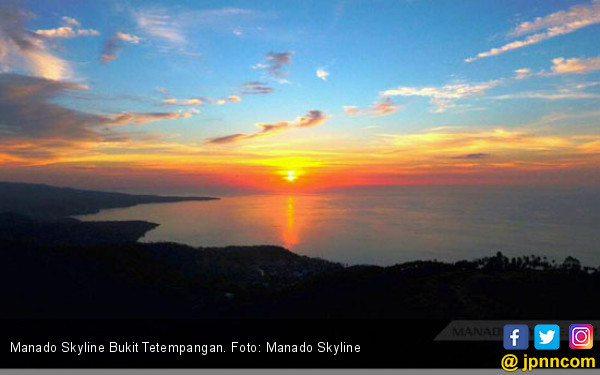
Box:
[0,181,217,218]
[2,213,599,319]
[1,216,342,318]
[251,253,600,318]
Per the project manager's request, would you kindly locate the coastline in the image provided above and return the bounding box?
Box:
[0,181,218,219]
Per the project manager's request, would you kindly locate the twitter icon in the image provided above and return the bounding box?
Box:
[535,324,560,350]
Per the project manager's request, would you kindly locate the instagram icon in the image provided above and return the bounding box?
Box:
[569,324,593,349]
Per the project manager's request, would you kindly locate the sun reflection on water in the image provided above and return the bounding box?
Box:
[282,195,299,249]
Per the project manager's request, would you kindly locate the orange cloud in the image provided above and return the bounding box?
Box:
[551,56,600,74]
[380,128,574,158]
[4,120,599,190]
[208,110,329,144]
[35,15,99,38]
[514,68,532,80]
[108,110,198,126]
[345,98,402,117]
[101,32,141,63]
[162,95,241,107]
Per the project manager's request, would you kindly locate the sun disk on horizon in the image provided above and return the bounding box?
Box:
[285,170,297,182]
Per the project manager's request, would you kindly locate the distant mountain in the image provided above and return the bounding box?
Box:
[0,181,218,218]
[0,212,158,246]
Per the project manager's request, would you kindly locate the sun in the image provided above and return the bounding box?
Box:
[285,170,297,182]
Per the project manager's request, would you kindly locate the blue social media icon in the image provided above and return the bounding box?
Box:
[504,324,529,350]
[534,324,560,350]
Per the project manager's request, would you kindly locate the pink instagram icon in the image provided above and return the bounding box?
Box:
[569,324,593,349]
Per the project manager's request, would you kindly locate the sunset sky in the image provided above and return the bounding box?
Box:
[1,0,599,193]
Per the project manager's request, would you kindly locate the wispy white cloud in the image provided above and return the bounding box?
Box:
[466,1,600,62]
[510,1,600,36]
[466,34,545,62]
[136,8,185,45]
[493,64,600,101]
[493,91,600,100]
[382,81,500,99]
[572,81,600,90]
[493,79,600,100]
[134,6,265,55]
[181,7,262,30]
[35,26,99,38]
[534,109,600,126]
[316,67,329,81]
[61,16,80,27]
[381,80,500,112]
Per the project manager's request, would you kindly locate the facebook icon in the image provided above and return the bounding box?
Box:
[504,324,529,350]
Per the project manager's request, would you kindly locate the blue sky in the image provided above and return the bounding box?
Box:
[0,0,599,191]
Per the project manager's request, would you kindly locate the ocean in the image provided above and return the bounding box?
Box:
[77,186,600,266]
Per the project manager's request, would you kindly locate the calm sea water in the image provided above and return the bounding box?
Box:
[77,186,600,266]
